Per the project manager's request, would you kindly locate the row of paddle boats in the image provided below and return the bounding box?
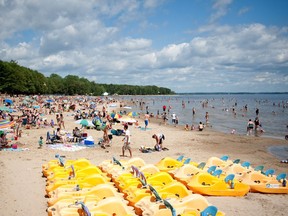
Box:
[42,154,287,216]
[43,155,225,216]
[166,155,287,195]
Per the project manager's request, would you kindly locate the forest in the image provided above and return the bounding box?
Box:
[0,60,174,96]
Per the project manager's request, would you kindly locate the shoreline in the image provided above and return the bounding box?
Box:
[0,100,288,216]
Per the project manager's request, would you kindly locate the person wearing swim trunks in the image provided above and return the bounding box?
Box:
[246,119,254,135]
[144,113,149,130]
[121,124,132,157]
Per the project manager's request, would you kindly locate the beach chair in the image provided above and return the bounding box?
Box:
[46,131,57,144]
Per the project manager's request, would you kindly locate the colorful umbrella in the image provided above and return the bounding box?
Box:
[75,119,94,127]
[4,99,13,105]
[0,119,15,129]
[114,113,122,119]
[128,111,139,117]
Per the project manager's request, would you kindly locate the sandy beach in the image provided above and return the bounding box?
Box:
[0,104,287,216]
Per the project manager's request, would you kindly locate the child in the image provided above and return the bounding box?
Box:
[184,124,189,131]
[38,136,43,148]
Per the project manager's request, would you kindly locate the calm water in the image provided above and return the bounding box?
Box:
[119,93,288,140]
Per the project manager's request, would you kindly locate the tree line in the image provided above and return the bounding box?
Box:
[0,60,175,96]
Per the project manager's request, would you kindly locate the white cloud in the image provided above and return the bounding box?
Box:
[238,7,250,16]
[0,0,287,92]
[210,0,233,23]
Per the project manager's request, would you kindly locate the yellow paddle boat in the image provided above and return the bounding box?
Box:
[187,173,250,196]
[47,165,104,180]
[48,184,125,206]
[46,174,113,194]
[49,198,136,216]
[43,157,91,177]
[88,197,136,216]
[48,183,120,198]
[137,187,225,216]
[155,157,185,172]
[239,172,288,194]
[47,196,98,216]
[169,164,204,185]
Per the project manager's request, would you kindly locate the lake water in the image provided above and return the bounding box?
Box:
[119,93,288,140]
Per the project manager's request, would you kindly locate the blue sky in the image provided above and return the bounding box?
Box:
[0,0,287,93]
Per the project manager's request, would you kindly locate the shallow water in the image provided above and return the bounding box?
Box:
[119,93,288,140]
[268,146,288,160]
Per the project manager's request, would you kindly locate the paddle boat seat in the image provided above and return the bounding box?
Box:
[241,161,250,169]
[233,159,241,164]
[254,165,264,173]
[265,169,275,177]
[201,205,218,216]
[207,166,217,174]
[212,169,223,178]
[197,162,206,170]
[220,155,229,162]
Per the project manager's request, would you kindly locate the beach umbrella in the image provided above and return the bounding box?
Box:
[4,99,13,105]
[114,113,122,119]
[128,111,139,117]
[123,106,132,109]
[33,105,40,109]
[0,119,15,129]
[46,99,54,103]
[75,119,94,127]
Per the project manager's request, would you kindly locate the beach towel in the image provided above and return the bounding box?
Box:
[48,144,87,152]
[139,127,152,131]
[1,147,29,152]
[139,146,169,153]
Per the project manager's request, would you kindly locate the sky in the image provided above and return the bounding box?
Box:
[0,0,288,93]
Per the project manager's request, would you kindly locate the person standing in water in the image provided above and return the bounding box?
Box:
[246,119,255,135]
[205,112,209,125]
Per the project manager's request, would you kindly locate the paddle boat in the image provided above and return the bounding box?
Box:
[187,173,250,196]
[169,164,205,185]
[47,165,104,179]
[48,184,125,206]
[46,173,113,195]
[155,157,186,172]
[43,157,91,177]
[239,172,288,194]
[49,197,136,216]
[136,186,225,216]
